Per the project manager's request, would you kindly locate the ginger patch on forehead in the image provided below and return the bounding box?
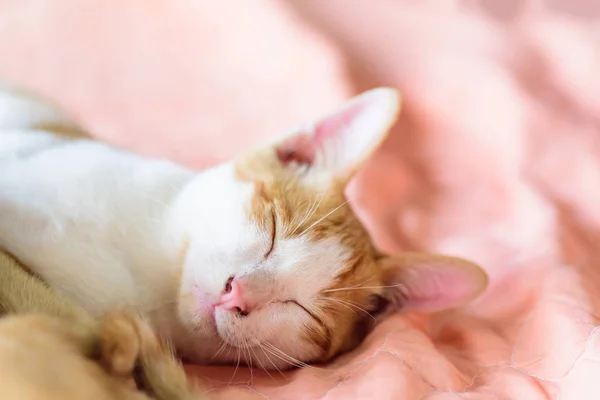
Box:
[234,151,375,259]
[234,152,387,360]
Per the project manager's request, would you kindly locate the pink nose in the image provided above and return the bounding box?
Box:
[214,277,249,315]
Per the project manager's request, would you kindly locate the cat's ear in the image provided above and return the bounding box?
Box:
[274,87,401,183]
[377,253,488,313]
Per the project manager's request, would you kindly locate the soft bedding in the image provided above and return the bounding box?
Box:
[1,1,599,399]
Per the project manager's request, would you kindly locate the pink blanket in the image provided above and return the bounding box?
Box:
[1,1,599,398]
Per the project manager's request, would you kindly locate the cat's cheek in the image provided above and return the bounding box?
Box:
[190,284,216,314]
[175,294,214,338]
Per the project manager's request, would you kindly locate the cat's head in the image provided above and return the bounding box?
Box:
[174,88,488,369]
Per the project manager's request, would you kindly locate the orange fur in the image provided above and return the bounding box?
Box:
[236,148,394,361]
[0,314,147,400]
[0,310,208,400]
[0,251,206,400]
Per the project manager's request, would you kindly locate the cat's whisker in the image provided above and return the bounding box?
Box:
[300,192,321,226]
[290,199,313,236]
[321,297,358,316]
[250,344,274,380]
[323,283,405,293]
[323,297,376,321]
[306,192,326,229]
[262,345,298,370]
[264,342,324,371]
[343,298,377,316]
[263,343,299,366]
[258,344,285,378]
[294,191,325,235]
[288,195,314,236]
[294,195,325,235]
[209,340,228,362]
[242,338,254,384]
[228,347,242,386]
[224,345,234,367]
[299,200,349,237]
[320,277,374,295]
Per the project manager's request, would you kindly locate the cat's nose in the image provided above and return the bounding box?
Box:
[214,276,249,316]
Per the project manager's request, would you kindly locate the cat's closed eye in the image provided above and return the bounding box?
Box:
[263,207,277,259]
[283,300,320,323]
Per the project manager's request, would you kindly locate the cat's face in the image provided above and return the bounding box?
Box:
[174,88,488,369]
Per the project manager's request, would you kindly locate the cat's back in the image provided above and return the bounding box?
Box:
[0,91,189,223]
[0,83,128,174]
[0,85,193,314]
[0,83,192,207]
[0,84,82,158]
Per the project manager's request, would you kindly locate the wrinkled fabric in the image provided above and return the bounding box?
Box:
[1,1,599,399]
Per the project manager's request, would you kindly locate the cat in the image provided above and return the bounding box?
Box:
[0,84,489,370]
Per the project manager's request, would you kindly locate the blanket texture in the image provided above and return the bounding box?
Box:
[1,1,599,399]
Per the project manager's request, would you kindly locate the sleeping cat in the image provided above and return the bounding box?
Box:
[0,84,488,369]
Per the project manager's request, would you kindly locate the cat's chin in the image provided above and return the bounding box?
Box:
[174,306,323,370]
[180,338,298,371]
[170,318,288,370]
[176,324,322,371]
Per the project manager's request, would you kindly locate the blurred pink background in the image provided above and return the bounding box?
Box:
[2,1,600,399]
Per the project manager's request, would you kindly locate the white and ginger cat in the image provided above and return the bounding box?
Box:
[0,85,488,369]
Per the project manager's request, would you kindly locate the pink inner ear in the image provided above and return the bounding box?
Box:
[275,102,365,166]
[396,263,487,312]
[313,102,365,143]
[276,134,316,165]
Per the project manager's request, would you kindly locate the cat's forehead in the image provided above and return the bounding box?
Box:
[234,151,380,285]
[236,151,349,239]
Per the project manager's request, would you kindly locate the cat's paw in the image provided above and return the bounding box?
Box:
[96,311,203,400]
[97,311,156,380]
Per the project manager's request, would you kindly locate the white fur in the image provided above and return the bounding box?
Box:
[0,86,400,368]
[0,132,193,316]
[166,162,352,365]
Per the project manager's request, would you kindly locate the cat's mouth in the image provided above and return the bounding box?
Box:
[212,316,266,350]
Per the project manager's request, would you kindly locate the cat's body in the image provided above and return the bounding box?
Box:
[0,126,191,322]
[0,85,489,370]
[0,89,188,305]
